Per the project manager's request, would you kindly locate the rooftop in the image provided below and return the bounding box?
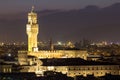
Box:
[40,58,118,66]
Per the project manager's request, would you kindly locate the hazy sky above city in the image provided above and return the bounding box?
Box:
[0,0,120,14]
[0,0,120,43]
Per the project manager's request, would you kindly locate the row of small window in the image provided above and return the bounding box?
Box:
[3,68,11,73]
[68,67,118,70]
[54,68,66,71]
[68,71,118,75]
[38,55,62,58]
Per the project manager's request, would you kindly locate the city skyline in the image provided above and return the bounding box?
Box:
[0,1,120,43]
[1,1,120,78]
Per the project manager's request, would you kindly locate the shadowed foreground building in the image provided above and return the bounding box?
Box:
[17,7,120,77]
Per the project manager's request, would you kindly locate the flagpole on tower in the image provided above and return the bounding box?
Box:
[31,0,36,12]
[31,6,35,12]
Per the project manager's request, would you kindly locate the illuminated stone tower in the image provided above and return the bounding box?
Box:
[26,6,39,52]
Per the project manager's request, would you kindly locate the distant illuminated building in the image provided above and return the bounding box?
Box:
[57,41,62,45]
[26,6,39,52]
[91,41,108,47]
[66,41,75,48]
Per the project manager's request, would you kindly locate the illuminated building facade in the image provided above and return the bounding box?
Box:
[26,6,39,52]
[19,57,120,77]
[45,65,120,77]
[0,64,12,73]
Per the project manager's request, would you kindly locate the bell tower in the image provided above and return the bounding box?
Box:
[26,6,39,52]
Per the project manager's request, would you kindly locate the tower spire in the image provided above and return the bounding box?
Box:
[31,6,35,12]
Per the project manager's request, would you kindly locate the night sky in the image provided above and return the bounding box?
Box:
[0,0,120,43]
[0,0,119,14]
